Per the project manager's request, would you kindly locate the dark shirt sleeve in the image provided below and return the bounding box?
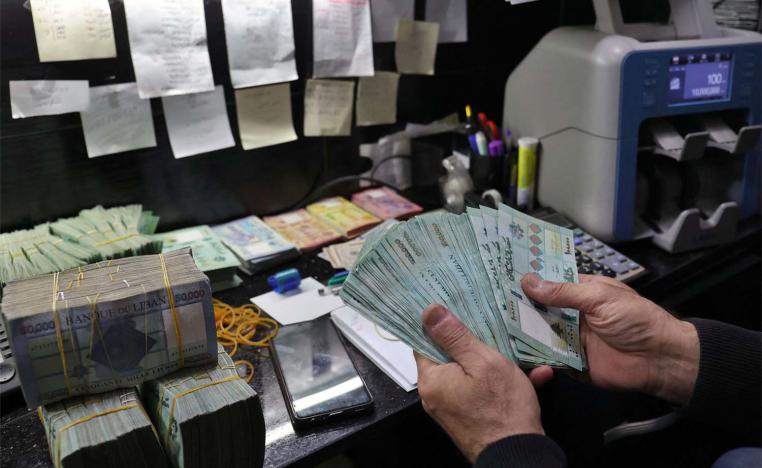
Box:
[683,318,761,440]
[475,434,566,468]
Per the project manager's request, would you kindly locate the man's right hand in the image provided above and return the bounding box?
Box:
[521,273,699,405]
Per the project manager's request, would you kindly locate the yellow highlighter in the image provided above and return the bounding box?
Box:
[517,137,539,210]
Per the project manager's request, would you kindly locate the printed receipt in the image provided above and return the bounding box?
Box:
[30,0,116,62]
[123,0,215,99]
[312,0,374,77]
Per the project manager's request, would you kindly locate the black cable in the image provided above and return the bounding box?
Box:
[369,155,412,179]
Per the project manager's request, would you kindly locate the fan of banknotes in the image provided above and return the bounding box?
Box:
[340,204,586,371]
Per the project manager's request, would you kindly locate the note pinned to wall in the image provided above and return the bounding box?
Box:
[370,0,414,43]
[9,80,89,119]
[162,86,236,158]
[123,0,215,99]
[356,71,399,126]
[221,0,298,88]
[235,84,297,150]
[395,20,439,75]
[30,0,116,62]
[80,83,157,158]
[313,0,374,78]
[425,0,468,43]
[304,79,355,137]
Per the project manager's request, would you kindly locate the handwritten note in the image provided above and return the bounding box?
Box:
[162,86,235,158]
[9,80,89,119]
[235,84,297,150]
[356,71,399,126]
[221,0,298,88]
[425,0,468,43]
[304,79,355,136]
[313,0,374,77]
[123,0,215,98]
[370,0,414,42]
[30,0,116,62]
[395,20,439,75]
[80,83,156,158]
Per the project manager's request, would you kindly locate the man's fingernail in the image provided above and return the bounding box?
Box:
[423,305,449,329]
[524,273,541,289]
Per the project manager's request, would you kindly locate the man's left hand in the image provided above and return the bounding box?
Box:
[414,304,545,463]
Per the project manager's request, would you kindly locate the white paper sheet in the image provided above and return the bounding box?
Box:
[80,83,156,158]
[123,0,215,99]
[304,79,355,136]
[425,0,468,43]
[221,0,298,88]
[9,80,89,119]
[251,278,344,325]
[356,71,399,126]
[370,0,414,42]
[312,0,374,77]
[332,306,417,391]
[162,86,235,158]
[395,20,439,75]
[235,83,297,150]
[30,0,116,62]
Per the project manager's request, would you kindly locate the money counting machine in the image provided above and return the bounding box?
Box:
[503,0,761,252]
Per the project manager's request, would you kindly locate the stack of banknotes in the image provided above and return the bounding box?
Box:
[213,215,299,275]
[39,388,167,468]
[264,209,342,251]
[340,204,586,370]
[154,225,242,292]
[306,197,381,238]
[1,248,217,407]
[0,205,160,285]
[351,187,423,220]
[141,345,265,468]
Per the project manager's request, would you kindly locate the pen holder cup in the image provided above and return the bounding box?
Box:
[470,154,504,191]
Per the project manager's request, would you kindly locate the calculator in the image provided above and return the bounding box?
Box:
[534,208,647,283]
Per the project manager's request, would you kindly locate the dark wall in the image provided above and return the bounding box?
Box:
[0,0,564,232]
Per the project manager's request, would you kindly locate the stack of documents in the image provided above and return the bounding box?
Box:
[213,215,299,275]
[306,197,381,238]
[340,205,586,370]
[331,306,417,392]
[39,388,166,468]
[154,225,242,292]
[141,345,265,468]
[264,209,342,251]
[351,187,423,220]
[1,249,217,407]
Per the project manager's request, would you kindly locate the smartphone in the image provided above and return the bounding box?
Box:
[270,316,373,429]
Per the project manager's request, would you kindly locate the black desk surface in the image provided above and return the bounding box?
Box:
[1,217,760,468]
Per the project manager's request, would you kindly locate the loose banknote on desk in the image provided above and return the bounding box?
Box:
[1,248,217,407]
[340,204,586,370]
[213,215,299,274]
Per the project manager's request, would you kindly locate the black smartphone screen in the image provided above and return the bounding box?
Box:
[272,317,372,420]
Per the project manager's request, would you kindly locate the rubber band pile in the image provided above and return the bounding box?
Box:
[213,298,279,383]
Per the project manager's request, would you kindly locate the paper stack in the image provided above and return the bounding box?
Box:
[213,215,299,275]
[340,205,586,370]
[1,249,217,407]
[154,225,242,292]
[264,209,342,251]
[306,197,381,238]
[351,187,423,220]
[39,388,167,468]
[319,220,400,270]
[141,345,265,468]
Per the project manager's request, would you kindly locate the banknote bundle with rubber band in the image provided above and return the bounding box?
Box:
[340,204,587,370]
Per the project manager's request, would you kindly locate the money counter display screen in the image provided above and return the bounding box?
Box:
[668,52,732,105]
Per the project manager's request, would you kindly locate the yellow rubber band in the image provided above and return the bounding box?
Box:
[164,375,239,446]
[94,233,136,247]
[159,254,184,367]
[50,272,72,398]
[54,404,137,468]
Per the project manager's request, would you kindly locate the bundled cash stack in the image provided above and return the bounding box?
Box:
[264,209,342,251]
[0,205,160,286]
[213,215,299,275]
[39,388,167,468]
[306,197,381,238]
[141,345,265,468]
[341,205,587,370]
[1,248,217,407]
[154,226,242,292]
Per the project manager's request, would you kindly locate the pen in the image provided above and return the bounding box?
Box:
[465,105,478,135]
[477,112,493,140]
[468,134,480,155]
[475,131,488,156]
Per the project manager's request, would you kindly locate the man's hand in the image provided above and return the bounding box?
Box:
[414,304,543,463]
[521,273,699,405]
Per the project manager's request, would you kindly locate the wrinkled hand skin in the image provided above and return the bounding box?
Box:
[521,273,700,405]
[414,304,544,464]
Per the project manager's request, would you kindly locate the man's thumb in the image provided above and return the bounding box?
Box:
[421,304,484,366]
[521,273,609,313]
